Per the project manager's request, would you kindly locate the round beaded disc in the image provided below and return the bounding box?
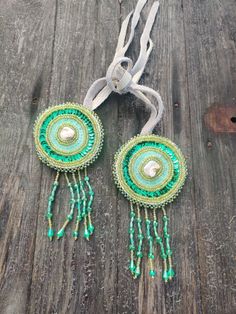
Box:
[113,135,187,208]
[34,103,104,171]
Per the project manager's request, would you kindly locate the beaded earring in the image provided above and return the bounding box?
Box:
[84,0,187,282]
[34,103,104,240]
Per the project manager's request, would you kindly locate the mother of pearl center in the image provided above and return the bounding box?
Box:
[143,160,161,178]
[59,126,75,141]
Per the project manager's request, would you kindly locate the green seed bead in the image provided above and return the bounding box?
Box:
[168,268,175,279]
[161,253,167,260]
[73,231,79,237]
[130,211,135,218]
[148,253,155,259]
[67,214,73,221]
[129,244,135,251]
[138,234,144,240]
[129,261,135,273]
[149,269,156,278]
[88,224,95,234]
[137,251,143,258]
[47,228,54,238]
[57,229,65,238]
[47,213,53,219]
[84,176,89,181]
[162,216,168,222]
[128,228,134,234]
[84,229,90,239]
[49,196,54,201]
[162,270,168,282]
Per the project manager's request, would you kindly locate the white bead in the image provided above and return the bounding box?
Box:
[143,160,161,178]
[59,126,75,141]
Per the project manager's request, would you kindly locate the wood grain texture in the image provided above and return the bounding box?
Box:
[0,0,235,314]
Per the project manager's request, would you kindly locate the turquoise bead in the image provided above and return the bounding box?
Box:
[149,269,156,278]
[161,253,167,260]
[138,234,144,240]
[67,214,73,221]
[162,270,168,282]
[73,231,79,238]
[88,224,95,234]
[148,253,155,259]
[84,229,90,239]
[57,229,65,238]
[129,261,136,273]
[168,268,175,279]
[129,244,135,251]
[47,228,54,238]
[137,251,143,258]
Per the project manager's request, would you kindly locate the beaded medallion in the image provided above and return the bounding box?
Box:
[34,103,104,240]
[113,135,187,281]
[34,103,103,171]
[113,135,187,208]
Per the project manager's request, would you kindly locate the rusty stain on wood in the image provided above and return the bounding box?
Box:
[204,104,236,133]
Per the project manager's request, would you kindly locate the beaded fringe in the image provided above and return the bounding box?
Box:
[46,168,95,241]
[129,202,175,281]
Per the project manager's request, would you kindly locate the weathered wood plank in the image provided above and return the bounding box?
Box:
[0,1,57,313]
[28,1,120,314]
[183,0,236,313]
[0,0,235,314]
[116,1,201,313]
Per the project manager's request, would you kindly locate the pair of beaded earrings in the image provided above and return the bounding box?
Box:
[34,0,187,282]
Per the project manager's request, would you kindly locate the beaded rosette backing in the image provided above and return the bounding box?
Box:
[34,103,104,240]
[113,135,187,281]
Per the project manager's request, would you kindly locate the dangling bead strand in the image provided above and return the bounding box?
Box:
[153,209,168,282]
[72,172,81,240]
[128,202,136,276]
[78,170,89,240]
[135,205,144,278]
[46,171,60,240]
[84,168,95,236]
[57,173,75,239]
[162,207,175,280]
[144,207,156,278]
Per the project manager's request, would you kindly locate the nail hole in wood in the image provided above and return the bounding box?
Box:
[231,117,236,123]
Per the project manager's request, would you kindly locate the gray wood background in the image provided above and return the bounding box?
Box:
[0,0,235,313]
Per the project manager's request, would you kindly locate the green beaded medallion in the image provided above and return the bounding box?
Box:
[113,134,187,208]
[34,103,104,172]
[113,134,187,281]
[33,103,104,241]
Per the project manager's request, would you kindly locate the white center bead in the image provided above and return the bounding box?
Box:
[59,126,75,141]
[143,160,161,178]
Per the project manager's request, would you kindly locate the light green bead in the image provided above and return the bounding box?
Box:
[149,269,156,277]
[162,270,168,282]
[168,268,175,279]
[57,229,65,238]
[88,224,95,234]
[84,229,90,239]
[47,228,54,238]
